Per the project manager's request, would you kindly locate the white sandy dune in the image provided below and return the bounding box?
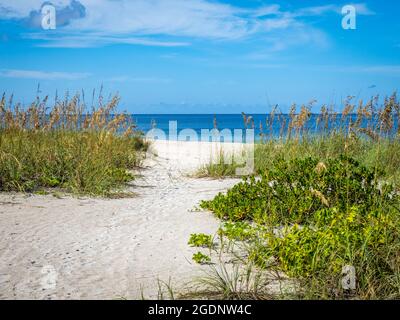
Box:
[0,140,249,300]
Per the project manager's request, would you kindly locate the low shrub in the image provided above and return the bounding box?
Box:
[201,156,395,225]
[192,252,212,265]
[188,233,214,248]
[201,155,400,299]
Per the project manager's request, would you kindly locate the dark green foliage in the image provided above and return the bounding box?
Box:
[201,156,395,225]
[201,155,400,299]
[188,233,214,248]
[192,252,211,264]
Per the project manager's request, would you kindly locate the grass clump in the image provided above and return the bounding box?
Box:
[199,93,400,185]
[0,91,148,196]
[196,150,241,178]
[190,263,274,300]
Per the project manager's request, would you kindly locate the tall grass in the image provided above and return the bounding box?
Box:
[0,91,148,196]
[202,93,400,185]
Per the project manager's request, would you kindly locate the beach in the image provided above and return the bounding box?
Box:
[0,140,242,299]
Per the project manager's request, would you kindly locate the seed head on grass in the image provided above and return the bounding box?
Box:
[0,91,148,196]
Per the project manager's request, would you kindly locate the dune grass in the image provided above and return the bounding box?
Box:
[200,93,400,184]
[195,93,400,300]
[0,92,149,196]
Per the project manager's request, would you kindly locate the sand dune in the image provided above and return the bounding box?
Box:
[0,140,243,299]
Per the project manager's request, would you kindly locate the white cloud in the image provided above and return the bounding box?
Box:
[75,0,255,39]
[295,5,339,16]
[294,3,375,16]
[25,34,190,48]
[0,69,91,80]
[1,0,259,40]
[0,1,375,48]
[352,3,376,15]
[251,5,281,18]
[0,1,71,18]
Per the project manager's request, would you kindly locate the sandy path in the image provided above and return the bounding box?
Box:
[0,141,241,300]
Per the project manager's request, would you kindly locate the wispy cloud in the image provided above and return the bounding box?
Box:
[316,65,400,74]
[24,34,190,48]
[0,1,375,49]
[345,65,400,74]
[0,69,91,80]
[106,76,172,84]
[1,0,260,40]
[295,5,338,16]
[351,3,376,15]
[294,3,375,16]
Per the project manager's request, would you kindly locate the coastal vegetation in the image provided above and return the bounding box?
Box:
[0,91,148,196]
[200,93,400,185]
[194,93,400,299]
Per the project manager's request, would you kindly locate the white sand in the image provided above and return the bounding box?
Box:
[0,140,245,300]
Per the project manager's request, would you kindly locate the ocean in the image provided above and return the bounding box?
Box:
[132,114,389,141]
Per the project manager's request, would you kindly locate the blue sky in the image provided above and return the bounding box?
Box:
[0,0,399,113]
